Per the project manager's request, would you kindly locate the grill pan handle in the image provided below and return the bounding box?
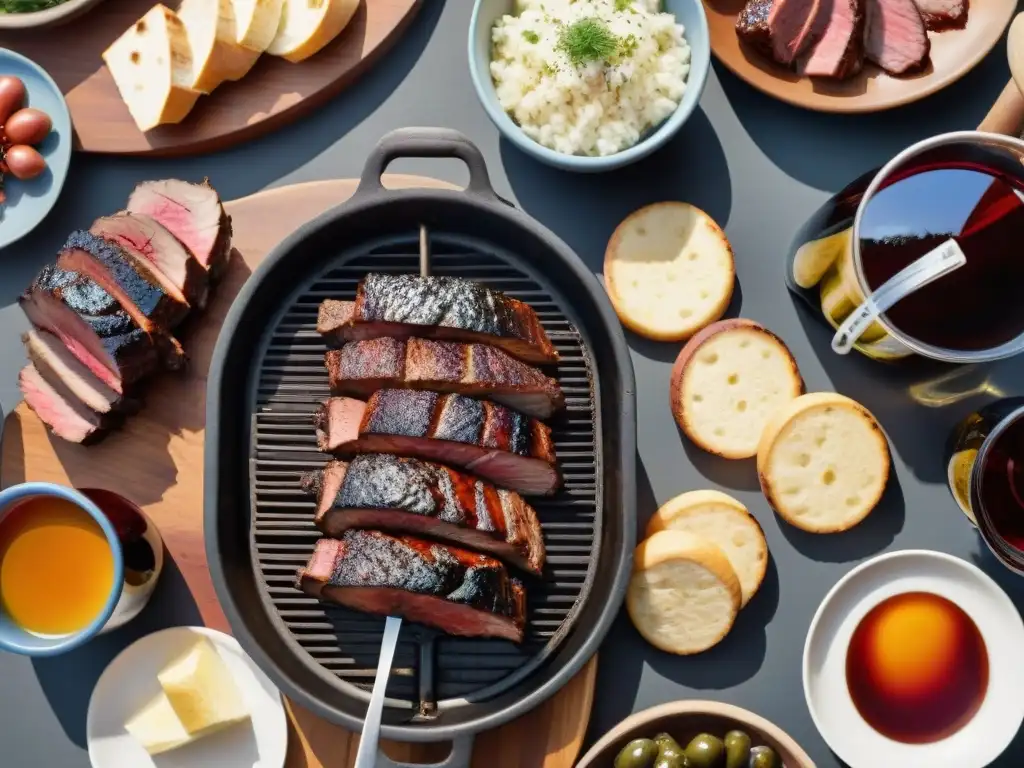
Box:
[356,128,499,203]
[374,735,475,768]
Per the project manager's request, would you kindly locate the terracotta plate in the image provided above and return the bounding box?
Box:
[705,0,1017,112]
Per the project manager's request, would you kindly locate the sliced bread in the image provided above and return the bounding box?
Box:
[102,5,202,132]
[177,0,262,92]
[646,490,768,607]
[671,319,804,459]
[626,530,741,655]
[231,0,285,51]
[757,392,890,533]
[266,0,360,62]
[604,202,735,341]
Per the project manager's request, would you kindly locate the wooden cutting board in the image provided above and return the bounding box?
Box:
[0,175,597,767]
[0,0,421,155]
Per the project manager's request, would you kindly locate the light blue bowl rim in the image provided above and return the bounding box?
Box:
[467,0,711,168]
[0,482,124,657]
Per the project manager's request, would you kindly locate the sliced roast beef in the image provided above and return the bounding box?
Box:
[23,329,134,415]
[736,0,776,58]
[297,531,527,643]
[317,274,559,365]
[800,0,864,78]
[864,0,930,74]
[90,213,209,309]
[302,455,546,574]
[326,338,565,419]
[314,390,560,496]
[768,0,829,65]
[911,0,966,29]
[20,266,158,393]
[19,363,109,445]
[126,179,232,278]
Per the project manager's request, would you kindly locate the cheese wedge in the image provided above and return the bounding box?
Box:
[266,0,359,62]
[158,638,249,735]
[102,5,202,132]
[125,693,193,756]
[178,0,262,92]
[232,0,286,51]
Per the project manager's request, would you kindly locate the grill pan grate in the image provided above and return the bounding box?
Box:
[249,230,601,718]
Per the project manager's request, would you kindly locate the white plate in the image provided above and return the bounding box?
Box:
[803,550,1024,768]
[87,626,287,768]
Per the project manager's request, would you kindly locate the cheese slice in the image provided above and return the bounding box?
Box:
[102,5,202,132]
[266,0,359,63]
[178,0,262,92]
[231,0,285,51]
[125,693,193,756]
[158,638,249,735]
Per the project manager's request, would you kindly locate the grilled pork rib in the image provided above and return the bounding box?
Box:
[326,338,565,419]
[317,274,558,365]
[302,455,546,574]
[19,363,111,445]
[314,390,560,495]
[297,531,527,642]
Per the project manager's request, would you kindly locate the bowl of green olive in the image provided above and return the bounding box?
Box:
[575,701,815,768]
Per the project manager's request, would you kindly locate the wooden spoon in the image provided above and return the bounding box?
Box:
[978,13,1024,135]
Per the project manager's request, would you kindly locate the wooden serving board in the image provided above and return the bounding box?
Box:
[0,0,421,155]
[0,175,597,767]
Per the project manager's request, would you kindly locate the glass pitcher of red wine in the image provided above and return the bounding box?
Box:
[787,132,1024,363]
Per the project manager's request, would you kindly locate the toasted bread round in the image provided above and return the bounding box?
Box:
[604,203,735,341]
[757,392,890,534]
[646,490,768,607]
[626,530,741,655]
[671,319,804,459]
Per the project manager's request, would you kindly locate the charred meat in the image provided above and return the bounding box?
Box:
[314,390,560,496]
[297,531,527,643]
[302,455,546,574]
[19,363,110,445]
[317,274,558,365]
[736,0,776,58]
[23,329,134,415]
[326,337,565,419]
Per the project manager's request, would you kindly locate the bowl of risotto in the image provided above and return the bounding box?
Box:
[469,0,709,172]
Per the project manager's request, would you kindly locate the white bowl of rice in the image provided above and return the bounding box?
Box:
[469,0,710,172]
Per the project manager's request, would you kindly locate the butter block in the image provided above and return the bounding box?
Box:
[125,693,193,756]
[158,638,249,735]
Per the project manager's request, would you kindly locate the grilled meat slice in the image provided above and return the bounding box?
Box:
[302,455,546,574]
[799,0,865,78]
[736,0,776,58]
[863,0,929,74]
[90,212,209,309]
[23,330,136,415]
[126,179,232,278]
[317,274,558,365]
[19,363,109,445]
[297,531,527,642]
[20,266,158,393]
[912,0,966,29]
[767,0,829,65]
[326,338,565,419]
[314,390,560,496]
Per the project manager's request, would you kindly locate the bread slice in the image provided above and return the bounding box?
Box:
[231,0,285,51]
[646,490,768,607]
[757,392,890,533]
[266,0,359,62]
[671,319,804,459]
[177,0,262,92]
[604,203,735,341]
[626,530,741,655]
[102,5,202,132]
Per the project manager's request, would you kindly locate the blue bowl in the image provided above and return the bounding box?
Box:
[468,0,710,173]
[0,483,124,657]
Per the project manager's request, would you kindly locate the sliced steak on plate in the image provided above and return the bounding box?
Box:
[23,329,134,415]
[326,337,565,419]
[297,531,527,643]
[314,390,560,496]
[799,0,865,78]
[911,0,966,29]
[767,0,829,65]
[736,0,776,58]
[302,455,546,574]
[864,0,930,74]
[18,363,110,445]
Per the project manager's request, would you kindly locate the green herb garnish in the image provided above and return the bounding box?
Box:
[0,0,64,12]
[614,0,633,10]
[557,18,619,67]
[522,29,540,43]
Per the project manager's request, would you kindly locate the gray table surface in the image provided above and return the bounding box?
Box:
[4,2,1024,766]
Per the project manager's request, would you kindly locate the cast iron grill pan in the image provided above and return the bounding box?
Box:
[205,129,636,756]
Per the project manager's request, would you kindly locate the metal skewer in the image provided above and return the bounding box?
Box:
[354,225,432,768]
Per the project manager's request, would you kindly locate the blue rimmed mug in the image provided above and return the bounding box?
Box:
[0,482,164,657]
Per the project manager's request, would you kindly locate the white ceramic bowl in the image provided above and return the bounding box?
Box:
[803,550,1024,768]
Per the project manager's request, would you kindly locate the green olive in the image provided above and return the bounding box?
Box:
[724,730,752,768]
[654,757,690,768]
[747,745,782,768]
[684,733,726,768]
[653,732,686,761]
[614,738,659,768]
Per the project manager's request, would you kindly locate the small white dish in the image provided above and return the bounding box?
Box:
[803,550,1024,768]
[87,626,287,768]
